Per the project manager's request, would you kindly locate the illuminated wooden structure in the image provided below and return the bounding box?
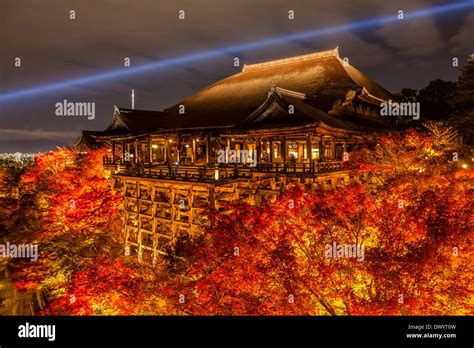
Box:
[79,48,397,263]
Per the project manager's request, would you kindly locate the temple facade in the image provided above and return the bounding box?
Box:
[79,48,399,264]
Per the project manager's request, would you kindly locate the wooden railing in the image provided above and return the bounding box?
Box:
[104,157,125,165]
[113,164,235,183]
[105,157,345,182]
[252,161,343,174]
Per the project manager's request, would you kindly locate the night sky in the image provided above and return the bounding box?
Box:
[1,0,473,152]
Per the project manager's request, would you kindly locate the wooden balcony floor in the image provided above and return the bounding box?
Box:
[106,160,346,183]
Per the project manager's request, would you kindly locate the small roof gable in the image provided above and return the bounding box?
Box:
[104,106,166,134]
[236,86,395,132]
[73,130,108,149]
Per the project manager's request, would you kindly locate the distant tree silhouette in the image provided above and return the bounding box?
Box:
[450,55,474,145]
[418,79,456,120]
[399,88,418,103]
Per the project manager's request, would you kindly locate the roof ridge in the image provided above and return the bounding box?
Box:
[114,105,164,115]
[242,47,339,72]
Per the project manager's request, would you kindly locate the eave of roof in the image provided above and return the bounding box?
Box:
[84,47,398,139]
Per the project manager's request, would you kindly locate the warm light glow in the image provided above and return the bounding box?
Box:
[214,169,219,181]
[289,151,298,158]
[152,144,158,149]
[462,164,468,169]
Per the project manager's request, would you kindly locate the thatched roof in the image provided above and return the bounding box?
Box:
[98,47,395,137]
[161,48,393,128]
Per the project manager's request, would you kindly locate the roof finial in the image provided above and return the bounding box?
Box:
[131,89,135,110]
[269,83,277,97]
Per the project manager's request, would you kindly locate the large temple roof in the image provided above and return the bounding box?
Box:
[161,47,393,129]
[90,47,396,143]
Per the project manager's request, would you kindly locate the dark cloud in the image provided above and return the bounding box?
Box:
[0,0,473,151]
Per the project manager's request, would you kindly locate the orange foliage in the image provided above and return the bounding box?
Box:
[39,258,145,315]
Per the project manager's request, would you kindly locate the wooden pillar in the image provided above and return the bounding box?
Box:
[243,139,248,164]
[209,187,215,209]
[205,135,210,164]
[256,138,261,162]
[134,140,138,164]
[269,139,274,163]
[192,138,197,164]
[319,138,324,161]
[281,137,287,163]
[148,136,153,164]
[297,142,304,162]
[331,138,336,160]
[111,140,116,162]
[306,134,312,163]
[177,136,181,163]
[165,139,170,163]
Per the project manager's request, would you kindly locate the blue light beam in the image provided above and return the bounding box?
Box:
[1,0,473,103]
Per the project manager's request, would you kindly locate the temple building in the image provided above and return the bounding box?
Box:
[79,47,399,264]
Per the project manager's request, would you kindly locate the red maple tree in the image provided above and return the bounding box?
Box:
[161,128,472,315]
